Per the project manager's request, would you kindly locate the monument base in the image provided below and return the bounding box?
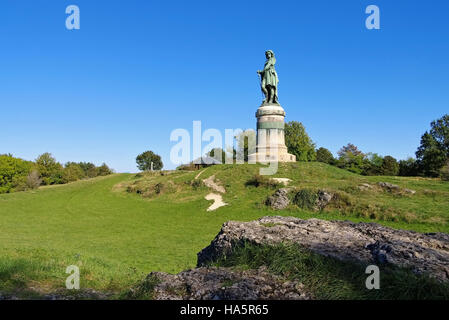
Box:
[249,103,296,163]
[248,151,296,164]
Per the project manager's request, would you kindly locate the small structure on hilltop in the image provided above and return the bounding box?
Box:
[192,156,222,170]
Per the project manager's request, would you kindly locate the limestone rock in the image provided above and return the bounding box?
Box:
[133,267,310,300]
[266,188,290,210]
[197,216,449,283]
[378,182,416,194]
[358,183,374,191]
[316,190,333,210]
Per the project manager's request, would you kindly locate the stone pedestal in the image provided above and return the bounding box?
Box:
[248,104,296,163]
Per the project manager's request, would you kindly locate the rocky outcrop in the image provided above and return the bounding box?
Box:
[316,190,333,210]
[378,182,416,194]
[266,188,291,210]
[131,267,310,300]
[197,216,449,283]
[0,289,111,300]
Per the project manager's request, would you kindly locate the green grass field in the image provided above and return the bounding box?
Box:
[1,162,448,298]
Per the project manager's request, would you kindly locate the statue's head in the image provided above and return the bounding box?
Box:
[265,50,275,58]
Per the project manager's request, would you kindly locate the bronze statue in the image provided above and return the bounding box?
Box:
[257,50,279,105]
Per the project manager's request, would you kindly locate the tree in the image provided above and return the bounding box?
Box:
[136,151,163,171]
[35,153,64,185]
[398,158,419,177]
[26,170,42,189]
[336,143,366,174]
[337,143,364,159]
[62,162,85,183]
[0,154,33,193]
[234,130,256,162]
[362,153,383,176]
[440,161,449,181]
[208,148,226,164]
[416,115,449,177]
[78,162,97,178]
[316,147,335,165]
[97,163,113,176]
[337,152,366,175]
[416,132,447,177]
[380,155,399,176]
[284,121,316,161]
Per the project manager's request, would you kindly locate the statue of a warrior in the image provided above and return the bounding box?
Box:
[257,50,279,105]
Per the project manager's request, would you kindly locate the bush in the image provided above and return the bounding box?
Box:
[441,162,449,181]
[399,158,419,176]
[78,162,97,178]
[362,153,383,176]
[35,153,64,185]
[337,153,366,175]
[285,121,316,161]
[245,174,281,189]
[380,155,399,176]
[26,170,42,189]
[97,163,113,176]
[316,147,335,164]
[62,163,85,183]
[293,189,318,210]
[0,154,33,193]
[191,179,203,190]
[154,183,164,194]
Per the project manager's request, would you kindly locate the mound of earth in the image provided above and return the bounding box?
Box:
[197,216,449,283]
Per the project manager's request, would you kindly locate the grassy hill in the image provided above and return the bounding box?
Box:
[0,162,448,298]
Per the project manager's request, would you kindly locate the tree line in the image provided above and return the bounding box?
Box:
[0,152,114,194]
[284,114,449,180]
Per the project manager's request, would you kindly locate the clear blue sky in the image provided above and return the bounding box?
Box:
[1,0,448,172]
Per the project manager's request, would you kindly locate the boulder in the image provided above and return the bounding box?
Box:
[130,267,310,300]
[316,190,333,210]
[197,216,449,283]
[378,182,416,194]
[266,188,291,210]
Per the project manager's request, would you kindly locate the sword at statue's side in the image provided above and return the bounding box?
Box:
[256,70,264,99]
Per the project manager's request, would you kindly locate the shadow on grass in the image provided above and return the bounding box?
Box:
[208,242,449,300]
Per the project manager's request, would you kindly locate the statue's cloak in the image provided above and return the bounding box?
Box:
[261,57,279,88]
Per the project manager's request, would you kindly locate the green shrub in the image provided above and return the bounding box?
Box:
[62,163,86,183]
[380,156,399,176]
[399,158,419,176]
[0,154,33,193]
[316,147,335,164]
[440,162,449,181]
[154,183,164,194]
[191,179,203,190]
[245,174,281,189]
[285,121,316,161]
[35,153,64,185]
[97,163,113,176]
[293,189,318,210]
